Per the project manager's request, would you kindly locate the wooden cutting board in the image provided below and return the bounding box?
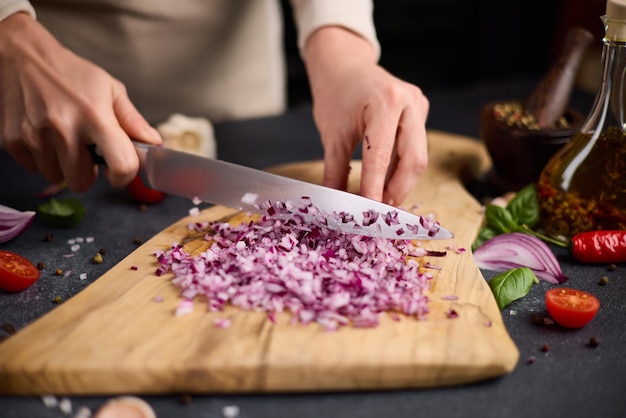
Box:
[0,130,519,395]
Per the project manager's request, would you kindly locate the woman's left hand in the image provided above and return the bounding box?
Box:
[304,27,429,206]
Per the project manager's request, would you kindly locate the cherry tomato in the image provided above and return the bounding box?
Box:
[545,287,600,328]
[0,250,41,292]
[126,174,166,204]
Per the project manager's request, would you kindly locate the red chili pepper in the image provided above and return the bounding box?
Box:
[571,230,626,264]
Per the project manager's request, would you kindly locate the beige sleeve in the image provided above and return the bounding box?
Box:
[289,0,381,60]
[0,0,35,21]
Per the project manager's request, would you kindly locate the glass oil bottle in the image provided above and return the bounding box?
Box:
[537,0,626,238]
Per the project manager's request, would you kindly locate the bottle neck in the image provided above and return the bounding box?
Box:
[581,20,626,134]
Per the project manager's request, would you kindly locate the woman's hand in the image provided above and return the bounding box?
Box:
[304,26,429,206]
[0,13,161,192]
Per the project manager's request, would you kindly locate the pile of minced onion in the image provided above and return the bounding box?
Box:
[155,199,444,331]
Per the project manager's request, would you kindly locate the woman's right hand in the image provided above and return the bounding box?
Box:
[0,12,162,192]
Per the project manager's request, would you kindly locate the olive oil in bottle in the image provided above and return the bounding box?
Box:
[537,0,626,237]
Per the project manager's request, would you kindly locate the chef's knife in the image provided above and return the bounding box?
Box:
[92,143,453,240]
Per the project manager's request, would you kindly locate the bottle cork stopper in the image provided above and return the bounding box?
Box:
[606,0,626,40]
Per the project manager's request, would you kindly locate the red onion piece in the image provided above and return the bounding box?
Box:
[0,204,36,243]
[473,232,568,284]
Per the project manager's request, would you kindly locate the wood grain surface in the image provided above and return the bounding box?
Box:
[0,130,519,395]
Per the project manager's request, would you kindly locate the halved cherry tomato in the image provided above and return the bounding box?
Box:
[126,174,166,204]
[0,250,41,292]
[545,287,600,328]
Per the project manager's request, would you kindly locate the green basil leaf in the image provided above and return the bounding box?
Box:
[472,227,497,250]
[488,267,536,310]
[485,205,521,234]
[507,183,539,227]
[38,198,86,228]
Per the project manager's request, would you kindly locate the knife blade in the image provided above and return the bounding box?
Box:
[99,143,453,240]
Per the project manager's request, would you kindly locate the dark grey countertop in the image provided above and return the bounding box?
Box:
[2,77,626,418]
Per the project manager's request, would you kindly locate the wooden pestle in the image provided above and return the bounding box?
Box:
[525,27,594,129]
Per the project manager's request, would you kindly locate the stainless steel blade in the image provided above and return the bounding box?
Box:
[136,144,453,240]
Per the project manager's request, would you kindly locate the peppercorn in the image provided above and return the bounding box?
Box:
[492,101,570,130]
[133,237,143,246]
[180,394,192,405]
[53,296,63,304]
[607,264,617,271]
[598,276,609,286]
[93,253,104,264]
[540,344,550,353]
[37,261,45,270]
[55,268,63,276]
[1,323,16,335]
[99,248,107,255]
[527,356,536,365]
[588,336,600,348]
[43,234,53,242]
[138,204,148,212]
[532,314,544,326]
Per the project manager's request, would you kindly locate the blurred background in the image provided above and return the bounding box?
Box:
[281,0,606,115]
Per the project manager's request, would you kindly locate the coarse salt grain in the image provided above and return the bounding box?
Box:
[71,244,81,252]
[79,273,87,281]
[189,207,200,217]
[59,397,72,415]
[42,395,58,408]
[222,405,240,418]
[73,406,92,418]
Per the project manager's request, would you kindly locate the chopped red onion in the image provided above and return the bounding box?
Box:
[155,199,436,330]
[241,193,259,206]
[176,299,194,316]
[0,204,36,243]
[214,318,232,328]
[473,232,568,284]
[446,309,459,319]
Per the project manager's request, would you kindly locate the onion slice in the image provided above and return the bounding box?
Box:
[0,204,36,243]
[473,232,568,284]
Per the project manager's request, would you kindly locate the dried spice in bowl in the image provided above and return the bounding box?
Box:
[479,99,584,193]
